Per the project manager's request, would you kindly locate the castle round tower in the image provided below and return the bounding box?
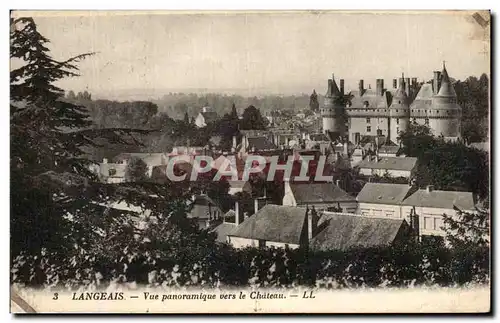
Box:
[429,62,462,140]
[321,74,346,136]
[389,76,411,144]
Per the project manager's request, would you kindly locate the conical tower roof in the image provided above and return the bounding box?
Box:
[436,62,457,97]
[391,74,409,107]
[326,74,341,97]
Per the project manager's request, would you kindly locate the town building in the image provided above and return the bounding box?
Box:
[321,62,462,144]
[356,182,476,238]
[356,156,417,178]
[98,158,127,183]
[282,181,358,213]
[194,107,219,128]
[187,194,224,230]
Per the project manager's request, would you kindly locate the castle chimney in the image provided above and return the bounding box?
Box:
[405,78,411,96]
[358,79,364,95]
[393,79,397,89]
[376,79,384,96]
[398,78,405,91]
[433,71,442,94]
[411,77,417,88]
[339,79,345,95]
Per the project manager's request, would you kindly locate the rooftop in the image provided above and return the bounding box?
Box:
[290,182,356,204]
[401,189,475,210]
[357,183,414,204]
[357,156,417,171]
[310,213,408,251]
[229,204,307,245]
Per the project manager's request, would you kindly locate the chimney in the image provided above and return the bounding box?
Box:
[376,79,384,96]
[393,79,397,89]
[433,71,441,94]
[411,77,417,88]
[426,185,434,193]
[327,79,333,95]
[399,77,405,90]
[358,80,364,95]
[405,78,411,96]
[232,135,237,149]
[409,206,420,243]
[234,200,242,225]
[339,79,345,95]
[307,206,318,241]
[102,158,108,164]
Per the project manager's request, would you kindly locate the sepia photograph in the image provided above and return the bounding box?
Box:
[9,9,491,314]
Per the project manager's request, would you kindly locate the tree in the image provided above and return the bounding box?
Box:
[240,105,267,130]
[397,121,438,158]
[442,208,489,249]
[309,89,319,112]
[67,90,76,100]
[183,111,190,124]
[125,157,149,182]
[10,17,214,286]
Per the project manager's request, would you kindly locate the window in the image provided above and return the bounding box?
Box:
[108,169,116,176]
[396,109,399,112]
[366,117,371,123]
[425,118,429,125]
[434,217,444,231]
[413,118,417,123]
[377,129,383,136]
[424,217,432,229]
[396,118,400,125]
[367,126,371,133]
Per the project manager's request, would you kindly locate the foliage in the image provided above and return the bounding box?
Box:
[240,105,268,130]
[125,157,149,182]
[442,208,490,249]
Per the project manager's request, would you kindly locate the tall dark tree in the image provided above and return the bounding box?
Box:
[230,103,238,120]
[240,105,267,130]
[10,17,214,286]
[183,111,190,124]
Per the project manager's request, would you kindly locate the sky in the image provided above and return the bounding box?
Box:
[12,11,490,99]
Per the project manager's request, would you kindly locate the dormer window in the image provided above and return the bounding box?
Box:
[363,101,369,107]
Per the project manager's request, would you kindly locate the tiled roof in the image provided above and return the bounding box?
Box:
[357,156,417,171]
[247,136,277,151]
[357,183,414,204]
[401,189,475,210]
[411,84,434,110]
[310,213,408,251]
[229,204,307,245]
[290,182,355,204]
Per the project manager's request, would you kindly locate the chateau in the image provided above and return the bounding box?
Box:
[321,63,462,144]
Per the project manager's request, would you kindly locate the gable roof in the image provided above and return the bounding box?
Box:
[211,222,237,243]
[357,156,417,171]
[357,183,414,204]
[247,136,277,151]
[200,111,219,123]
[229,204,307,245]
[310,213,407,251]
[401,189,475,210]
[290,182,356,204]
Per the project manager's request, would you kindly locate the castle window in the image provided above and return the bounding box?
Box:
[363,101,369,107]
[396,109,399,113]
[398,100,401,104]
[366,117,371,123]
[377,129,383,136]
[396,118,400,125]
[425,118,429,125]
[413,118,417,123]
[367,126,371,133]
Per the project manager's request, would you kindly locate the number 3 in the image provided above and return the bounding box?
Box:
[52,293,58,300]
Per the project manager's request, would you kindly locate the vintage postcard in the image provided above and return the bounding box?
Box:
[10,10,490,314]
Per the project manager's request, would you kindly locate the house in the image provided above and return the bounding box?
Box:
[377,144,401,157]
[400,186,476,237]
[356,183,415,219]
[227,204,309,249]
[195,107,219,128]
[226,204,412,251]
[282,181,358,213]
[357,156,417,178]
[309,212,411,251]
[187,194,223,230]
[98,158,127,183]
[113,153,169,177]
